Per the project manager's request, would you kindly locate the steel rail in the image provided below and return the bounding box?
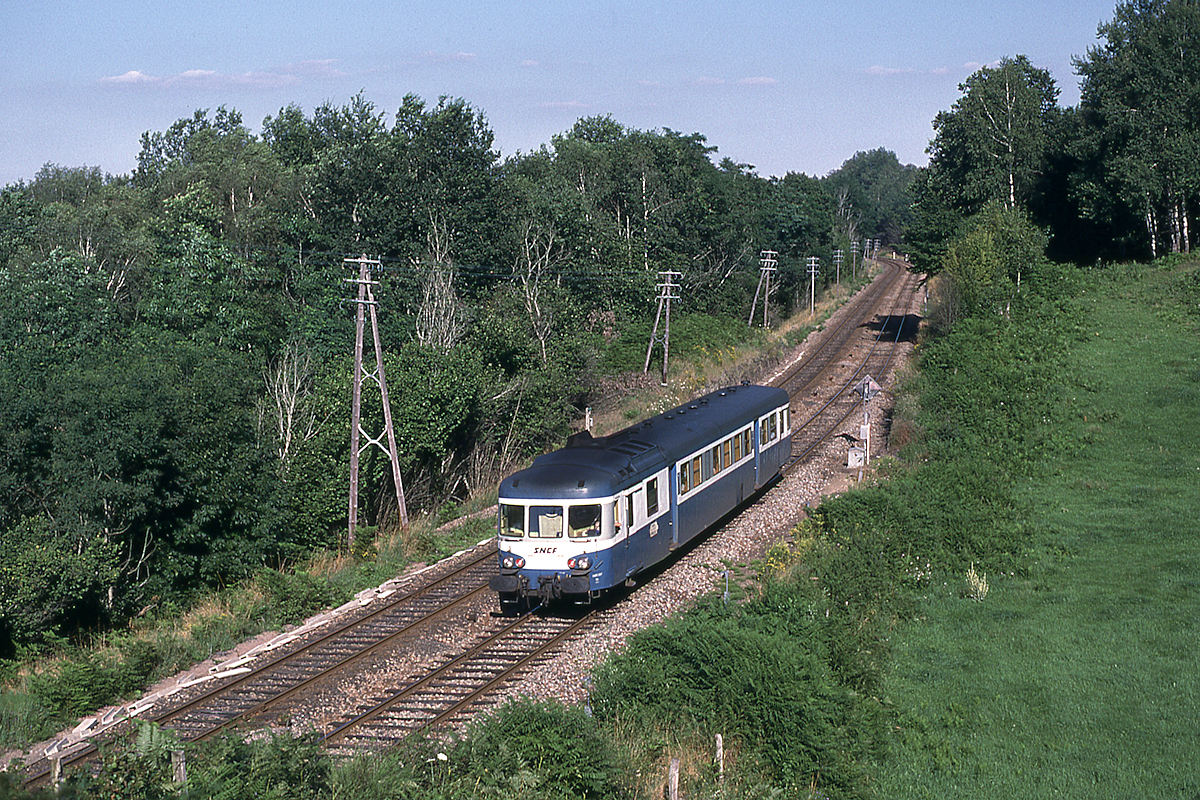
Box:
[20,542,500,787]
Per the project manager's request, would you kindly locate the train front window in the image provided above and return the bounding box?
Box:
[569,504,601,538]
[529,505,564,538]
[500,503,525,538]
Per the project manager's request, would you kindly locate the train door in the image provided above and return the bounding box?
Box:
[753,419,762,487]
[668,463,680,549]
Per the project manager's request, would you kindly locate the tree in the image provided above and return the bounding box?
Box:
[1074,0,1200,256]
[927,56,1060,214]
[824,148,917,244]
[935,201,1048,325]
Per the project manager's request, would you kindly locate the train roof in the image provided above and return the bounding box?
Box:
[500,383,788,501]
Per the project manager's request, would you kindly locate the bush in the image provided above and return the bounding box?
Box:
[592,593,881,796]
[455,699,628,800]
[254,568,349,628]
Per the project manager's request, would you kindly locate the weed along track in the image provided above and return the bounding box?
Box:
[21,260,920,786]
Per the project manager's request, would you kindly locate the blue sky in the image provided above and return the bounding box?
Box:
[2,1,1118,186]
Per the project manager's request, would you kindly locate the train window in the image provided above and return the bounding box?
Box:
[691,456,702,488]
[711,445,722,474]
[743,429,752,455]
[759,422,768,446]
[679,465,690,495]
[782,408,789,433]
[769,414,777,442]
[733,431,742,461]
[646,478,659,515]
[722,439,732,468]
[500,503,525,538]
[569,504,601,538]
[529,505,563,538]
[626,491,636,529]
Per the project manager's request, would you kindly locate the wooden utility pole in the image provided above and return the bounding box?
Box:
[807,256,820,316]
[748,250,778,328]
[346,255,408,547]
[644,269,681,384]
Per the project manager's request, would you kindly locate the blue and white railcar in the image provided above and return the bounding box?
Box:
[489,384,791,611]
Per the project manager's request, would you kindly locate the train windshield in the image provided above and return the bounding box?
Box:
[499,504,525,539]
[529,505,564,538]
[568,504,601,539]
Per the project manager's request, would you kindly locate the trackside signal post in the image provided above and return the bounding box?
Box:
[856,374,881,464]
[346,255,408,547]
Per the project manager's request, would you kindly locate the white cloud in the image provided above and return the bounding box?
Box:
[738,76,778,86]
[540,100,588,109]
[865,65,961,77]
[421,50,477,63]
[100,70,156,84]
[100,60,346,90]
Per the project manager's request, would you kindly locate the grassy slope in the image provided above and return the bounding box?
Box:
[878,262,1200,797]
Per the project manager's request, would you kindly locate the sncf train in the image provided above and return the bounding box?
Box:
[488,384,791,611]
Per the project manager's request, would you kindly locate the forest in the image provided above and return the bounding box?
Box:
[1,0,1197,682]
[0,93,917,657]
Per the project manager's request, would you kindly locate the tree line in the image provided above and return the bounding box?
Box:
[0,93,913,655]
[911,0,1199,288]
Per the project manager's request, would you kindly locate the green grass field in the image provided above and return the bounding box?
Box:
[877,262,1200,798]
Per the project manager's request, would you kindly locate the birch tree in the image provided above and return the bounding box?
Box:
[1075,0,1200,255]
[928,56,1059,214]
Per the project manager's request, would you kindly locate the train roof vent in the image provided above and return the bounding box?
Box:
[610,439,653,456]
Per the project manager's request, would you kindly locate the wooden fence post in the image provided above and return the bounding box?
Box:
[668,757,680,800]
[172,748,188,796]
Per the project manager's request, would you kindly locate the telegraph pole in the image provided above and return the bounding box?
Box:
[346,255,408,547]
[833,248,843,286]
[807,256,820,316]
[644,269,681,384]
[747,250,778,328]
[850,239,860,280]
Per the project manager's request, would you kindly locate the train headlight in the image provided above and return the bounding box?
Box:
[501,555,525,569]
[567,555,591,571]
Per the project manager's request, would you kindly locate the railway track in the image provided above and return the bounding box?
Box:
[785,261,917,467]
[22,257,920,784]
[322,608,594,756]
[21,542,502,784]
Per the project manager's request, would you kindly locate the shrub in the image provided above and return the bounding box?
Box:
[591,594,881,797]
